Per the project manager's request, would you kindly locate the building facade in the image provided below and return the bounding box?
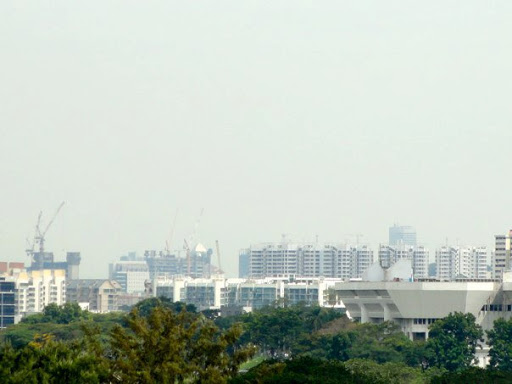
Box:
[389,225,417,246]
[245,242,374,280]
[378,244,429,279]
[109,261,149,293]
[28,252,80,280]
[436,246,488,280]
[0,268,67,325]
[155,276,343,311]
[15,269,67,315]
[0,278,16,328]
[494,231,512,280]
[66,279,123,313]
[144,244,214,279]
[239,249,250,278]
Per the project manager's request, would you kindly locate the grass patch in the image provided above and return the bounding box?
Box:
[240,355,266,371]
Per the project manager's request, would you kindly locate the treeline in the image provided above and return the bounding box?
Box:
[0,300,253,383]
[221,305,512,382]
[1,299,512,383]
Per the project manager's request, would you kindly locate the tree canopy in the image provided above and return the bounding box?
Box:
[425,312,483,371]
[109,306,254,383]
[21,302,92,324]
[487,317,512,371]
[0,303,254,384]
[3,300,512,383]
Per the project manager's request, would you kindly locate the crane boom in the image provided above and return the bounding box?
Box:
[41,202,65,237]
[37,201,65,253]
[165,209,179,255]
[188,208,204,246]
[215,240,222,273]
[183,238,191,276]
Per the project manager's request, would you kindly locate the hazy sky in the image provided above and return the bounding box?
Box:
[1,1,511,278]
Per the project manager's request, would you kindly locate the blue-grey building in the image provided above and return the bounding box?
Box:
[389,225,417,247]
[238,249,250,278]
[0,278,16,328]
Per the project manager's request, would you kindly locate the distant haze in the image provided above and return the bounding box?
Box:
[1,1,511,278]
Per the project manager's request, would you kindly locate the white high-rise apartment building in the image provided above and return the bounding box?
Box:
[378,244,429,279]
[473,247,488,279]
[13,269,67,316]
[494,231,512,280]
[245,242,374,280]
[436,246,457,280]
[412,246,430,279]
[436,246,488,280]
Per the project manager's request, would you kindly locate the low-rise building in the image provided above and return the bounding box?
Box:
[155,276,342,311]
[109,261,149,293]
[66,279,122,313]
[335,264,512,367]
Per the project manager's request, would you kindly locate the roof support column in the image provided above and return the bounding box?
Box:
[360,304,368,323]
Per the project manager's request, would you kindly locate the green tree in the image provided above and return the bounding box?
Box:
[430,367,512,384]
[344,359,427,384]
[109,306,255,383]
[296,321,419,365]
[0,326,109,384]
[21,302,91,325]
[425,312,483,371]
[133,297,196,317]
[238,304,343,357]
[231,357,360,384]
[1,305,254,383]
[487,317,512,371]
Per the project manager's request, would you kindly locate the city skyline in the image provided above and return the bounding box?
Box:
[0,209,508,278]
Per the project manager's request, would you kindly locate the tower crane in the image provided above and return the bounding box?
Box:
[188,208,204,246]
[35,201,65,254]
[346,233,364,245]
[25,212,42,259]
[26,202,65,261]
[165,209,179,255]
[183,238,191,276]
[183,208,204,277]
[215,240,223,274]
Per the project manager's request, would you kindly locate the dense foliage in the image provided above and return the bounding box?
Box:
[0,303,125,349]
[109,306,254,383]
[487,317,512,372]
[1,300,512,383]
[231,357,430,384]
[0,302,254,383]
[424,312,483,371]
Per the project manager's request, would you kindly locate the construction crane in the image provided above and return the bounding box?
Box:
[25,212,42,258]
[28,202,65,258]
[215,240,223,274]
[346,233,364,245]
[165,209,179,255]
[181,209,205,277]
[188,208,204,246]
[183,238,191,276]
